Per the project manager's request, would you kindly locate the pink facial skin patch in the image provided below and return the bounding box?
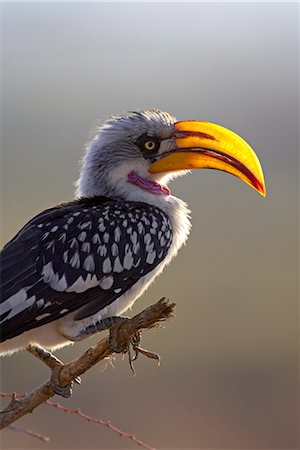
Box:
[128,170,170,196]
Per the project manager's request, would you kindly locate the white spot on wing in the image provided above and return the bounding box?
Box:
[66,274,99,293]
[63,250,69,263]
[111,243,119,256]
[42,262,56,283]
[113,256,123,273]
[35,313,52,321]
[146,250,157,264]
[83,254,95,272]
[103,257,112,274]
[78,231,86,242]
[123,250,134,270]
[98,222,106,232]
[78,221,92,230]
[69,238,78,249]
[133,242,140,254]
[69,251,80,269]
[46,240,55,252]
[131,231,138,245]
[114,227,121,242]
[82,242,91,253]
[134,258,141,268]
[137,223,144,234]
[146,242,154,253]
[59,233,67,243]
[51,274,68,291]
[92,233,101,244]
[35,299,44,308]
[100,275,114,290]
[160,236,166,246]
[114,288,122,293]
[144,233,151,245]
[98,245,107,257]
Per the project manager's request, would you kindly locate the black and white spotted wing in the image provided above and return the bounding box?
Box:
[0,197,173,341]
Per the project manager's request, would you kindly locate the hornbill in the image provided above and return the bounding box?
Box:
[0,110,266,358]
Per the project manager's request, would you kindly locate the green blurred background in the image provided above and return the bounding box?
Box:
[0,2,299,449]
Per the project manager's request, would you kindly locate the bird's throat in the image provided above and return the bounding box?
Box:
[128,170,170,196]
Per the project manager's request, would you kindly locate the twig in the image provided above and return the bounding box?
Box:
[46,400,155,450]
[0,298,175,433]
[8,425,50,443]
[0,394,154,450]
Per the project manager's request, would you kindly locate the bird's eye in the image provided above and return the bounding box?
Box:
[144,141,156,151]
[135,134,160,157]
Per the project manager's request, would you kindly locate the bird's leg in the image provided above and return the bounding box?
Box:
[26,344,81,398]
[70,316,129,341]
[67,313,160,374]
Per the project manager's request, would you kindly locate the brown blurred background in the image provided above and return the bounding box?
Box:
[0,2,299,449]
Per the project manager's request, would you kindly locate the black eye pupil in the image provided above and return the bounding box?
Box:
[145,141,155,149]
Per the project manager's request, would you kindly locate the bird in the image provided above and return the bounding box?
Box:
[0,109,266,358]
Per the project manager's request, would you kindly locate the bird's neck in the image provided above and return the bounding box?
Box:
[76,166,191,259]
[76,162,189,231]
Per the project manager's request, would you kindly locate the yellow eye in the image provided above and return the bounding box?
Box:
[144,141,156,151]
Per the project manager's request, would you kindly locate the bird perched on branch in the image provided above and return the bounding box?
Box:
[0,110,266,356]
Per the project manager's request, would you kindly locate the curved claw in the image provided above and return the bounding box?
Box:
[74,376,82,385]
[132,345,160,363]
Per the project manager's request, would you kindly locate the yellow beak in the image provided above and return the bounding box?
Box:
[149,120,266,197]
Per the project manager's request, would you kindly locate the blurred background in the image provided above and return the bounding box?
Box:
[0,2,299,449]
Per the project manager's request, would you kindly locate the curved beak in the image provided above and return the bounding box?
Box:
[149,120,266,197]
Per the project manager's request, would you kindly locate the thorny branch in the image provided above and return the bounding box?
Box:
[0,298,175,448]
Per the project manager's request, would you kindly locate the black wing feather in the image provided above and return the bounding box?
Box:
[0,197,172,342]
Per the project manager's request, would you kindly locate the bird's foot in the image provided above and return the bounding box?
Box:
[108,317,139,353]
[50,364,81,398]
[109,320,160,374]
[51,382,73,398]
[50,372,74,398]
[130,344,160,363]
